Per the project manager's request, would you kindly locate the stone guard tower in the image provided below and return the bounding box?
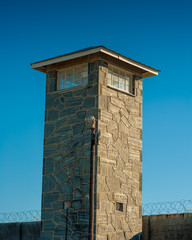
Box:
[31,46,159,240]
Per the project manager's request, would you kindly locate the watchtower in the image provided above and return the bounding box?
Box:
[32,46,159,240]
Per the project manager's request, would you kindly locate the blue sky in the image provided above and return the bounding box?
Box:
[0,0,192,213]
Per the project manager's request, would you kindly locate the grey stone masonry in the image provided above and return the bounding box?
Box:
[41,61,104,240]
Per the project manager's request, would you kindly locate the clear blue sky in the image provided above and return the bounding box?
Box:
[0,0,192,213]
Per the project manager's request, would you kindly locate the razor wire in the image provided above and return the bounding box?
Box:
[142,200,192,215]
[0,200,192,223]
[0,210,41,223]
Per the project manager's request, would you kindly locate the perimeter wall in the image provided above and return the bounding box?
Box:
[1,213,192,240]
[142,213,192,240]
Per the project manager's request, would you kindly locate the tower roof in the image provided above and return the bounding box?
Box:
[31,46,160,77]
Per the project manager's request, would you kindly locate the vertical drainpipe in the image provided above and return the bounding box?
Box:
[85,116,96,240]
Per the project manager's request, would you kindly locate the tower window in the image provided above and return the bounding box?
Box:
[57,64,88,90]
[116,202,123,212]
[107,65,134,94]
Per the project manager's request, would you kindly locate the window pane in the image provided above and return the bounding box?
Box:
[66,70,73,88]
[107,66,134,94]
[74,67,81,80]
[82,65,88,72]
[119,76,125,90]
[108,70,112,85]
[112,74,119,88]
[59,72,65,89]
[57,64,88,90]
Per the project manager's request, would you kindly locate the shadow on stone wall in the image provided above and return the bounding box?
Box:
[130,232,142,240]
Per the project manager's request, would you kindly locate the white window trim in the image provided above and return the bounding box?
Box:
[107,64,135,95]
[57,63,88,91]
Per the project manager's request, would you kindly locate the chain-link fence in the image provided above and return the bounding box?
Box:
[142,199,192,215]
[0,210,41,223]
[0,200,192,223]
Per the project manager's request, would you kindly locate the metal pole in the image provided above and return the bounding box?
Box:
[86,116,96,240]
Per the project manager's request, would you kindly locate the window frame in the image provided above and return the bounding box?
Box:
[57,63,88,91]
[107,65,135,95]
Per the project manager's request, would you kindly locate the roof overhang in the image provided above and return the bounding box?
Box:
[31,46,160,77]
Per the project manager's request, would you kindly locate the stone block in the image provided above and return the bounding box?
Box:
[111,97,124,108]
[61,181,73,194]
[100,110,113,123]
[77,110,86,122]
[44,145,55,157]
[113,193,127,204]
[83,97,95,109]
[80,158,90,175]
[44,123,55,137]
[41,209,53,220]
[78,211,89,223]
[65,97,83,107]
[100,132,113,145]
[125,101,140,116]
[68,212,77,223]
[60,144,70,156]
[100,165,114,177]
[45,94,53,109]
[87,84,98,96]
[63,153,77,167]
[60,106,79,117]
[101,86,117,97]
[54,126,72,136]
[44,192,59,208]
[81,184,90,195]
[73,123,85,138]
[107,146,118,160]
[72,224,89,233]
[71,233,81,240]
[129,115,142,129]
[74,188,83,199]
[71,176,81,188]
[56,117,67,129]
[54,153,63,162]
[130,128,141,139]
[53,212,61,224]
[97,144,107,157]
[96,214,108,224]
[108,103,120,114]
[107,122,118,133]
[72,200,83,210]
[128,137,142,150]
[44,157,54,174]
[43,220,56,231]
[61,133,72,143]
[121,183,131,195]
[68,138,83,150]
[47,109,58,121]
[52,201,64,211]
[106,177,120,192]
[55,225,71,238]
[59,194,73,202]
[46,135,61,145]
[42,175,57,193]
[97,176,109,192]
[100,157,116,166]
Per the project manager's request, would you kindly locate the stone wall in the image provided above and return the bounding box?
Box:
[96,66,143,239]
[142,213,192,240]
[41,61,103,240]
